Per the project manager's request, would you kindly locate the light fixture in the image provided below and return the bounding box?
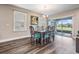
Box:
[40,4,52,11]
[42,15,48,19]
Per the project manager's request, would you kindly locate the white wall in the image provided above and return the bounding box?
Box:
[0,5,44,42]
[50,8,79,38]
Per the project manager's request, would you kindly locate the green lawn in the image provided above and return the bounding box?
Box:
[57,27,72,31]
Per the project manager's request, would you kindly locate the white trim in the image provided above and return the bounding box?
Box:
[13,10,28,31]
[0,35,31,43]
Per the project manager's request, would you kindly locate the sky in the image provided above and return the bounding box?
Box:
[57,19,72,24]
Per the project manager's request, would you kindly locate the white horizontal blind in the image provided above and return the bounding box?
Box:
[14,10,27,31]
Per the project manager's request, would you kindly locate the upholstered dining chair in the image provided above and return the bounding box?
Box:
[29,26,35,44]
[44,31,51,44]
[46,26,55,42]
[29,26,41,45]
[34,32,41,44]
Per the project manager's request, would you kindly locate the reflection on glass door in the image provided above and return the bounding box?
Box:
[56,17,72,37]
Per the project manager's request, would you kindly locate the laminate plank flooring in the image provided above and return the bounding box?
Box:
[0,35,76,54]
[54,35,76,54]
[1,43,55,54]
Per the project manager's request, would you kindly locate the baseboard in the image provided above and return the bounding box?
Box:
[0,35,31,43]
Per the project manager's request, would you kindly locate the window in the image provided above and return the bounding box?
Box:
[14,10,27,31]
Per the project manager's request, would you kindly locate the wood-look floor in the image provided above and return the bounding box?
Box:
[0,37,56,54]
[0,35,76,54]
[54,35,76,54]
[1,43,55,54]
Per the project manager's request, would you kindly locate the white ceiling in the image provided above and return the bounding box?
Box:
[14,4,79,16]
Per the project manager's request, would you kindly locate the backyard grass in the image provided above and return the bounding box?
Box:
[56,27,72,31]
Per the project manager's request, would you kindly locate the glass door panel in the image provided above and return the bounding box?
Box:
[55,17,72,37]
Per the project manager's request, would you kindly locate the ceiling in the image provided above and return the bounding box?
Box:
[14,4,79,16]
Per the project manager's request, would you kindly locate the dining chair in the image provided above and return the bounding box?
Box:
[29,26,41,45]
[47,26,55,41]
[49,26,55,41]
[44,31,51,44]
[34,32,41,45]
[29,26,35,44]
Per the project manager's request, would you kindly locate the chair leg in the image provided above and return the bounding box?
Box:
[46,39,48,44]
[46,38,50,44]
[30,37,33,44]
[32,39,34,45]
[44,39,46,45]
[48,37,51,43]
[43,39,44,44]
[41,38,43,46]
[34,39,37,45]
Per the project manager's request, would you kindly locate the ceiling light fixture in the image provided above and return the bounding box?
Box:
[42,14,48,19]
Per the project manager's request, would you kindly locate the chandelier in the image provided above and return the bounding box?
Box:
[42,15,48,19]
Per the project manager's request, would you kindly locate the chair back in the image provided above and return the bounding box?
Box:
[29,26,35,35]
[29,26,41,40]
[34,32,41,39]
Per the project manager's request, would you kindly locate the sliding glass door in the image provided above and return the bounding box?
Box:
[56,17,72,37]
